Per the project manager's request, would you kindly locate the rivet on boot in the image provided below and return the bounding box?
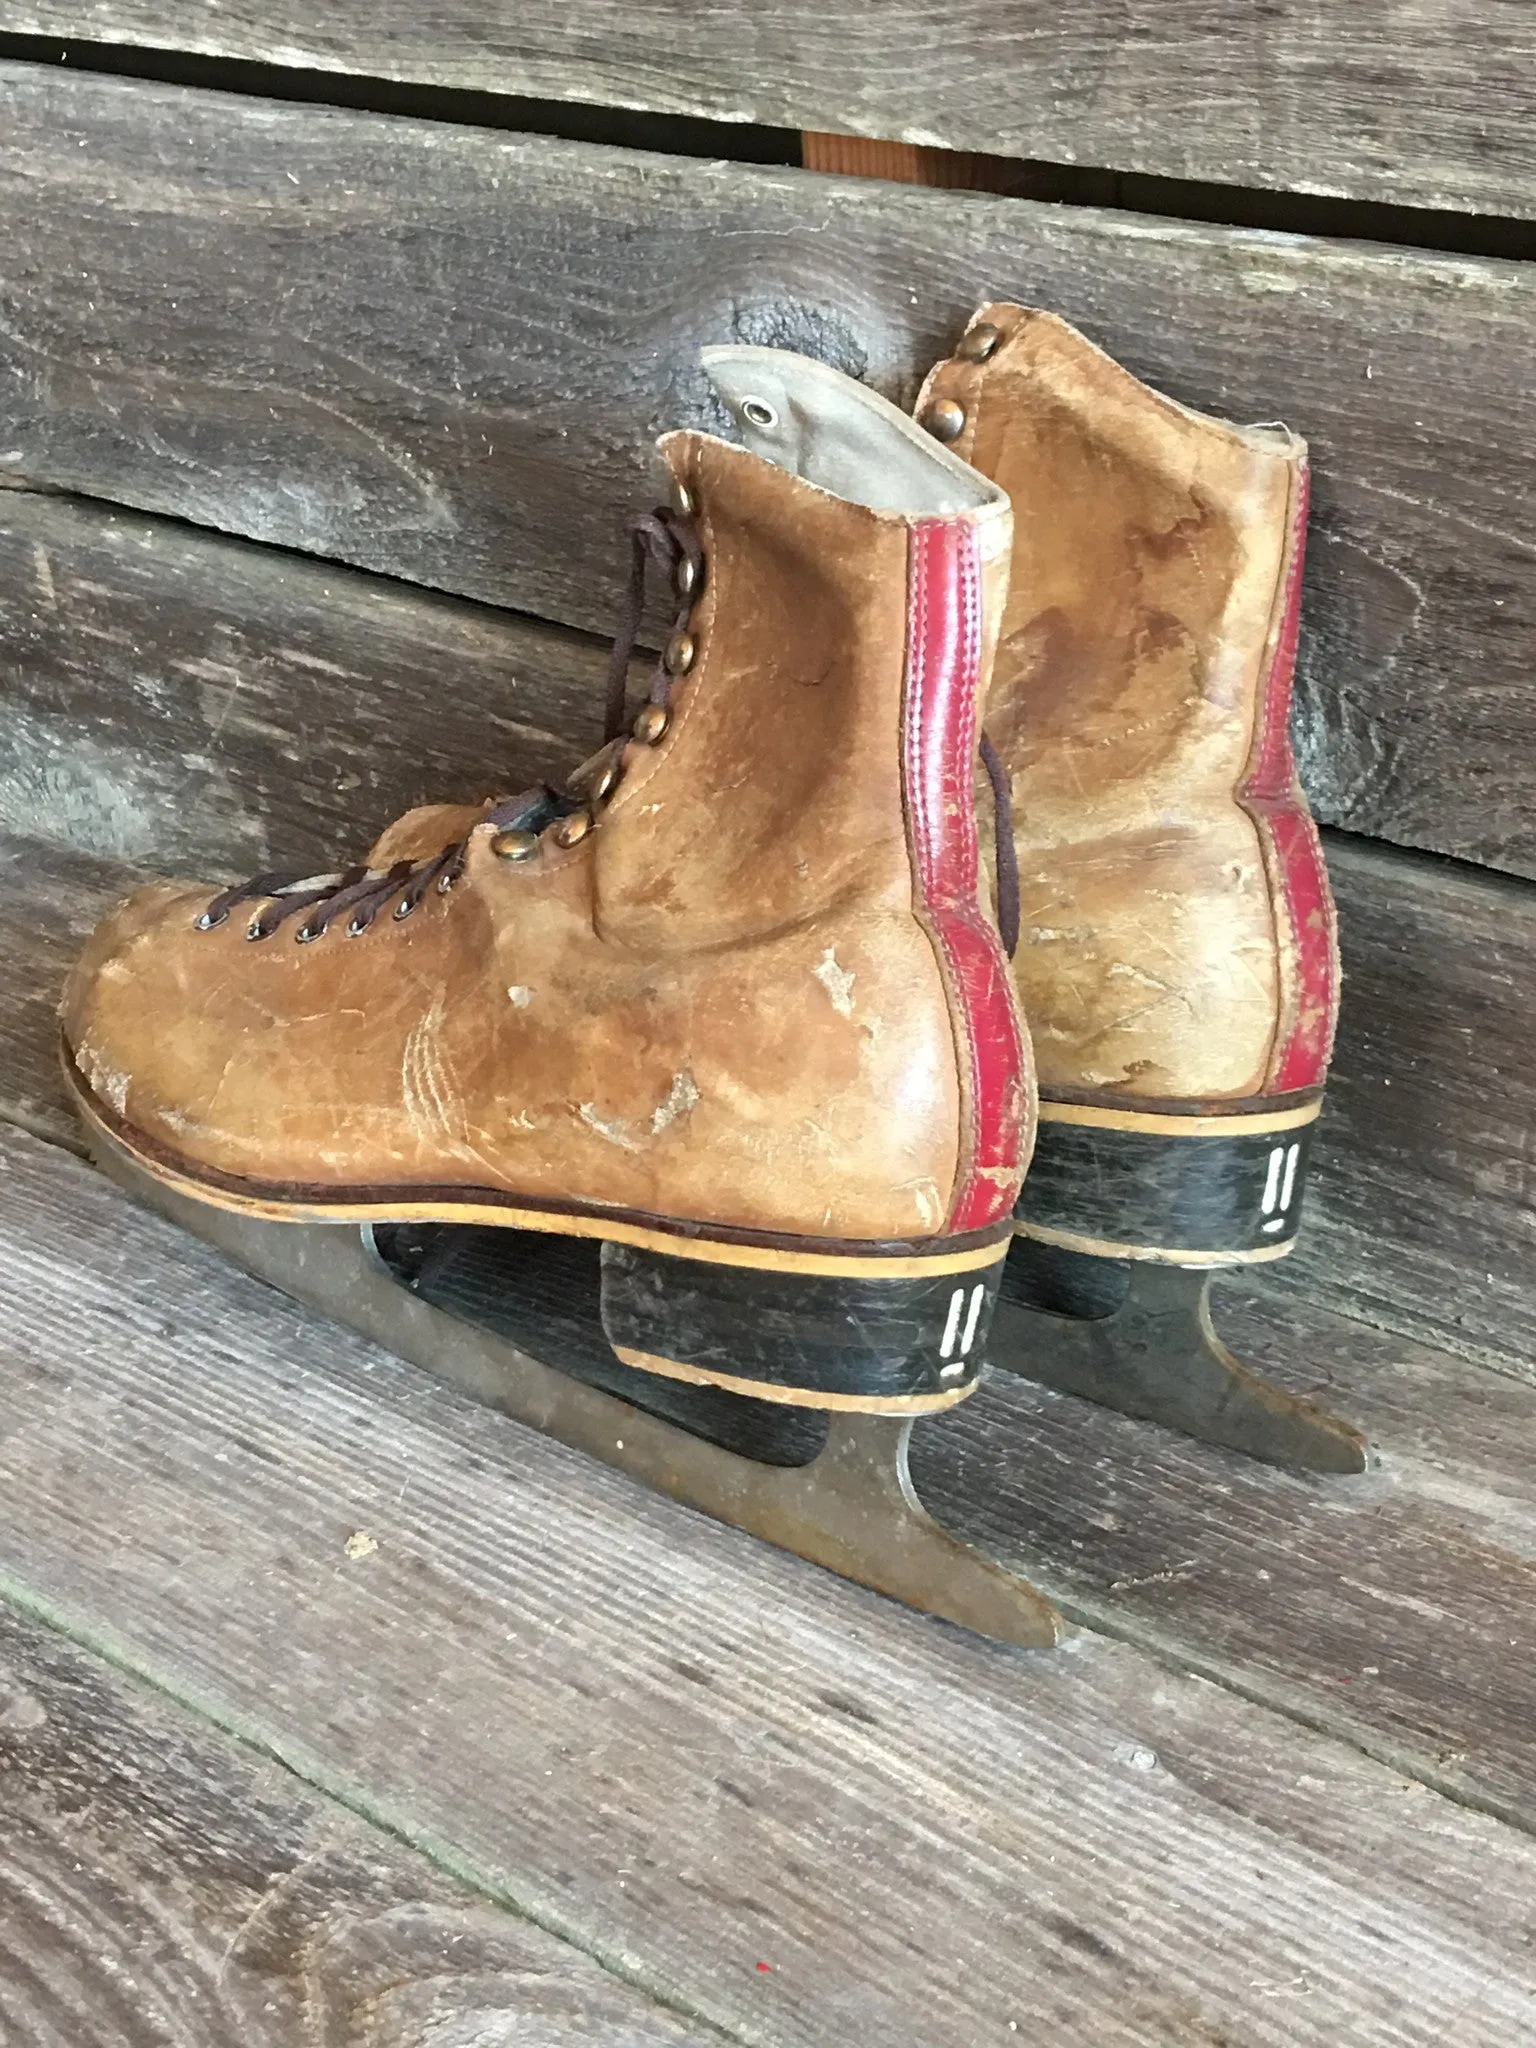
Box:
[553,811,592,849]
[633,704,670,745]
[923,398,967,443]
[670,478,696,519]
[491,829,540,862]
[957,322,1002,363]
[664,630,696,676]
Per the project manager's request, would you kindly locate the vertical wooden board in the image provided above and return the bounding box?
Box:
[919,1292,1536,1829]
[5,1123,1536,2046]
[1294,835,1536,1375]
[0,490,604,877]
[0,1603,710,2046]
[5,0,1536,216]
[1,66,1534,873]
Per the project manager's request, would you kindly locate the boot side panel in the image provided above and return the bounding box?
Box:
[923,305,1311,1102]
[586,437,980,1239]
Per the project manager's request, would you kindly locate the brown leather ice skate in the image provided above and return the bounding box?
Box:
[909,305,1365,1470]
[62,346,1063,1645]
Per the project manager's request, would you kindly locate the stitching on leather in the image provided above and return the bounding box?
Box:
[1237,469,1338,1088]
[907,517,999,1232]
[950,527,989,1219]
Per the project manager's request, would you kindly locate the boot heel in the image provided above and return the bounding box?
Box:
[1017,1104,1321,1263]
[599,1241,1005,1412]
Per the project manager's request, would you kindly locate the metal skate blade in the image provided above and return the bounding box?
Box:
[88,1135,1061,1649]
[997,1248,1367,1475]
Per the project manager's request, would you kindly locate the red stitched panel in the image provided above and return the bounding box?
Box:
[904,519,1026,1231]
[1240,469,1339,1092]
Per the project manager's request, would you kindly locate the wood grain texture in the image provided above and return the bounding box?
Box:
[0,490,607,877]
[1,66,1534,875]
[1287,835,1536,1376]
[0,834,134,1149]
[5,1118,1536,2047]
[929,1296,1536,1828]
[0,1602,710,2047]
[1,492,1532,1372]
[7,0,1536,216]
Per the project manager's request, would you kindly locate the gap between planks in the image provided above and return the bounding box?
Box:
[5,1122,1536,2043]
[0,1568,743,2046]
[0,1600,720,2047]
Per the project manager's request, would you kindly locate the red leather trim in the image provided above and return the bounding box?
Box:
[1238,467,1338,1092]
[904,519,1026,1230]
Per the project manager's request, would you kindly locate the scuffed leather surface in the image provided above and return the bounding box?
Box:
[920,305,1336,1101]
[368,801,491,866]
[64,432,1021,1243]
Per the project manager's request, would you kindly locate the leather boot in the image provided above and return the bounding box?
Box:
[62,346,1030,1416]
[908,306,1362,1470]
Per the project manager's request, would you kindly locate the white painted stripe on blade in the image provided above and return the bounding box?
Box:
[1261,1145,1285,1214]
[1280,1142,1301,1211]
[1262,1217,1289,1234]
[960,1281,986,1357]
[940,1286,965,1360]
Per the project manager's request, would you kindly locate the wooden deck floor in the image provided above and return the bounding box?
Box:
[3,835,1536,2044]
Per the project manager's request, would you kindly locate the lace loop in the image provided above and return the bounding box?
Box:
[603,506,702,744]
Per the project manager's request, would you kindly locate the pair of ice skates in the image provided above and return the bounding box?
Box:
[63,306,1364,1649]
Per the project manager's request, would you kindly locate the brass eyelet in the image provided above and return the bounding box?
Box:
[591,759,621,804]
[922,398,967,443]
[295,921,324,945]
[246,917,269,943]
[345,915,370,938]
[664,629,696,677]
[956,322,1001,363]
[393,896,418,920]
[491,829,540,862]
[553,810,592,850]
[670,478,696,520]
[633,703,670,745]
[674,554,699,598]
[194,907,227,932]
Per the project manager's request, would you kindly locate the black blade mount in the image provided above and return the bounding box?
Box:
[996,1237,1368,1475]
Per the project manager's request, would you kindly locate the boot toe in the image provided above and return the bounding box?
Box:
[62,877,230,1137]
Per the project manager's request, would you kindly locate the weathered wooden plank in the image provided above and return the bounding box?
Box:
[1286,836,1536,1376]
[0,1603,710,2048]
[1,68,1534,876]
[0,834,133,1150]
[5,1119,1536,2048]
[8,0,1536,217]
[2,491,1533,1371]
[930,1295,1536,1827]
[0,491,605,877]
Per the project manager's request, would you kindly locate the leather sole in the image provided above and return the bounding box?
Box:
[66,1048,1007,1413]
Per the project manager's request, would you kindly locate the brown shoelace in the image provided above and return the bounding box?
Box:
[196,501,1019,956]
